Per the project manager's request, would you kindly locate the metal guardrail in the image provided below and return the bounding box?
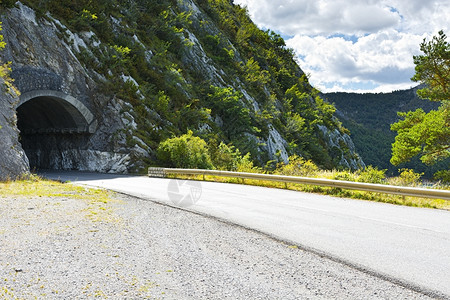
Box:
[148,167,450,200]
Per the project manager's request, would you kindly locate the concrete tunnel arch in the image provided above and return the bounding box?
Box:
[16,90,98,170]
[17,90,97,133]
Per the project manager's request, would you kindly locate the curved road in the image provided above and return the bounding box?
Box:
[41,170,450,298]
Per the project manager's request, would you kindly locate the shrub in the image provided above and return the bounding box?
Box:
[210,142,237,171]
[202,34,234,65]
[156,131,214,169]
[206,86,251,139]
[153,90,170,116]
[235,152,260,173]
[433,170,450,184]
[0,0,16,8]
[241,57,269,86]
[332,171,357,182]
[395,168,424,186]
[357,166,386,184]
[71,8,98,32]
[208,140,261,173]
[276,155,318,177]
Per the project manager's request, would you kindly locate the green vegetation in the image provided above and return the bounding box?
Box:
[391,30,449,166]
[157,130,213,169]
[0,21,4,49]
[411,30,450,102]
[391,106,449,165]
[323,33,449,180]
[0,20,18,95]
[0,174,114,202]
[209,140,257,172]
[206,86,251,141]
[170,156,449,210]
[356,166,386,184]
[0,174,122,224]
[156,131,261,172]
[1,0,355,171]
[395,168,424,186]
[152,132,448,209]
[275,155,318,177]
[434,170,450,183]
[326,87,448,178]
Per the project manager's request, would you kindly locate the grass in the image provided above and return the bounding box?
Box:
[0,174,122,224]
[166,173,450,210]
[0,174,114,203]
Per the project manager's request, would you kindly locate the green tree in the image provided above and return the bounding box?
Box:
[0,0,16,8]
[241,57,269,86]
[206,86,251,140]
[411,30,450,101]
[156,131,214,169]
[391,31,449,166]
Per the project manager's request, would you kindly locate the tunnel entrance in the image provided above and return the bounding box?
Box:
[16,91,97,170]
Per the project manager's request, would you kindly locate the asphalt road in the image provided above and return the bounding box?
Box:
[41,170,450,298]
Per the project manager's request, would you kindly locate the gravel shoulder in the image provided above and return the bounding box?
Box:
[0,192,433,299]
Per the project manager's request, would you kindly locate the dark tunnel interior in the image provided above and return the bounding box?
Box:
[17,96,90,170]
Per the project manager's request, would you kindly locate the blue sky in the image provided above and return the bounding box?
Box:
[234,0,449,93]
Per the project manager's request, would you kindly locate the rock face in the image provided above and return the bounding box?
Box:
[0,3,144,174]
[0,1,364,177]
[0,79,29,180]
[318,125,365,170]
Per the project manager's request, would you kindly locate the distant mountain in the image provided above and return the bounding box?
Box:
[323,87,447,177]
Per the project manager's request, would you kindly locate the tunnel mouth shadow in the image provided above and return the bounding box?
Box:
[16,92,95,170]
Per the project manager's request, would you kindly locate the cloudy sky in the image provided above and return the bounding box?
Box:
[233,0,449,93]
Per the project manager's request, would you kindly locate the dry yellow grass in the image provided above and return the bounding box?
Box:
[0,175,122,224]
[0,175,114,203]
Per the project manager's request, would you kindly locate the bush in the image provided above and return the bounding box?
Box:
[208,141,260,173]
[206,86,251,139]
[209,142,238,171]
[276,155,318,177]
[0,0,16,8]
[156,131,214,169]
[235,152,260,173]
[357,166,386,184]
[395,168,424,186]
[433,170,450,184]
[332,171,357,182]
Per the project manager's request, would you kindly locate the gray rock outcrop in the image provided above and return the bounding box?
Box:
[0,79,29,180]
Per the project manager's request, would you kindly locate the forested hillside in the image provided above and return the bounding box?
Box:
[0,0,364,173]
[324,87,448,177]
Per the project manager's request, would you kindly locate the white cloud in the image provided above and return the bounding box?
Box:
[234,0,449,92]
[235,0,403,36]
[286,31,425,92]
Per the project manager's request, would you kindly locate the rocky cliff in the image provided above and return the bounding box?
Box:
[0,0,364,177]
[0,77,29,180]
[1,3,147,174]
